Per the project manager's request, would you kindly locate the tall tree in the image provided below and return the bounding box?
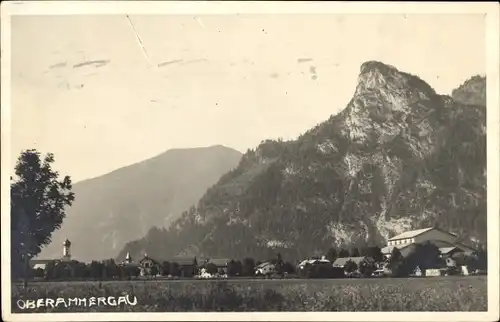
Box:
[276,252,284,275]
[11,150,75,282]
[338,248,350,258]
[326,247,337,262]
[193,257,198,276]
[475,244,487,271]
[242,257,256,276]
[366,246,384,262]
[388,247,405,277]
[349,248,360,257]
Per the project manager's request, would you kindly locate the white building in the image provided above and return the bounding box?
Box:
[381,227,476,258]
[255,262,276,276]
[297,256,331,270]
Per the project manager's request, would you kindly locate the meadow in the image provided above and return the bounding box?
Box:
[11,276,487,312]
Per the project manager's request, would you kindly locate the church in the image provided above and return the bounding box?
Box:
[30,238,79,278]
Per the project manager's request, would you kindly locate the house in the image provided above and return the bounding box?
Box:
[382,227,476,259]
[168,257,198,277]
[411,266,423,277]
[445,257,457,268]
[372,262,387,277]
[297,256,331,270]
[30,259,53,271]
[127,254,198,277]
[255,261,276,276]
[332,256,368,277]
[138,254,161,276]
[425,268,446,277]
[439,246,466,259]
[332,257,366,269]
[204,258,231,274]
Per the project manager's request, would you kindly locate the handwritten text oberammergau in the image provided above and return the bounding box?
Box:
[16,295,138,310]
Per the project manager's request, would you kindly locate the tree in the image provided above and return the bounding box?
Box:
[191,257,198,276]
[150,265,159,276]
[276,252,284,274]
[475,245,487,271]
[338,248,350,258]
[326,248,337,262]
[242,257,256,276]
[227,260,238,277]
[388,247,405,277]
[405,242,441,271]
[162,261,171,276]
[349,248,360,257]
[103,259,119,279]
[88,261,102,279]
[282,262,296,275]
[11,150,75,282]
[367,246,384,263]
[344,260,358,274]
[359,257,376,277]
[205,263,218,275]
[234,260,243,276]
[170,262,181,276]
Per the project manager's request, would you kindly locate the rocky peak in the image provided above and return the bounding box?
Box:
[355,60,437,103]
[342,61,441,144]
[451,75,486,106]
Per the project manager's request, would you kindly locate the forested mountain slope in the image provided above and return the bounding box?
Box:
[118,62,486,262]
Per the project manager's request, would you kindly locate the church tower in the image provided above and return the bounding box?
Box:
[62,239,72,261]
[124,252,132,264]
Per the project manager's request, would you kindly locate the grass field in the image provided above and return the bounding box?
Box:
[11,276,487,312]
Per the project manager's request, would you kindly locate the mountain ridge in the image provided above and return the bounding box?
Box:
[115,62,486,262]
[38,145,242,262]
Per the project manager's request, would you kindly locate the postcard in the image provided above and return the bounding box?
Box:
[1,1,499,321]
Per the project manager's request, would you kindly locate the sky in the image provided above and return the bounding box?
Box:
[10,14,485,182]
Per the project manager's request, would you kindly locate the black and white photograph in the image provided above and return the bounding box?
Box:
[1,1,499,321]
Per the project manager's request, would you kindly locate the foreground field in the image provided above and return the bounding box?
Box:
[12,276,487,312]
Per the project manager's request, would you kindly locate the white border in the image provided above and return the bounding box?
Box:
[1,1,499,322]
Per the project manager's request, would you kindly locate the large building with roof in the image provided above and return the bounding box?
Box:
[381,227,476,259]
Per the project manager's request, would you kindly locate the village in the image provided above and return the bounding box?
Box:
[28,226,487,281]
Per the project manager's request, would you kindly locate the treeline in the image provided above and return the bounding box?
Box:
[30,259,141,281]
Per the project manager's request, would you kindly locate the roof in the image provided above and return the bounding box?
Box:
[381,244,413,254]
[166,257,197,266]
[139,256,161,265]
[439,247,459,255]
[333,257,366,267]
[30,259,53,265]
[454,242,476,253]
[206,258,231,267]
[135,255,197,266]
[298,259,330,267]
[388,227,434,241]
[255,262,275,269]
[33,263,47,270]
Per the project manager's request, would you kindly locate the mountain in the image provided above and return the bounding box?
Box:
[117,62,486,263]
[38,145,242,262]
[451,75,486,106]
